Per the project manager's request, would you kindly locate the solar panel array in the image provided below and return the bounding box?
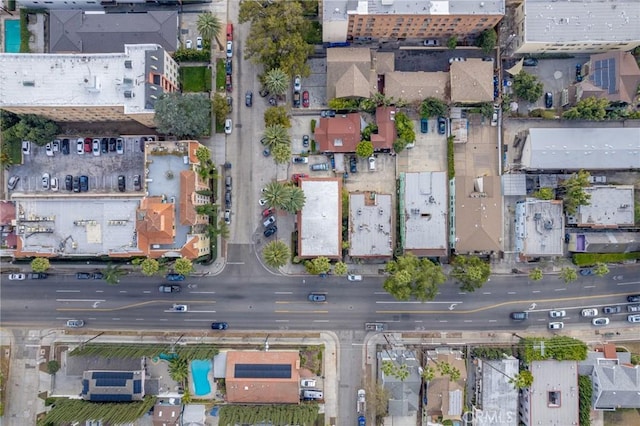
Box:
[95,378,128,387]
[82,380,89,394]
[591,58,617,94]
[90,394,133,402]
[92,372,134,379]
[133,380,142,394]
[234,363,292,379]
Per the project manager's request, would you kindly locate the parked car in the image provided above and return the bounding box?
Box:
[225,59,232,75]
[576,64,583,82]
[263,225,277,238]
[348,274,363,281]
[437,117,447,134]
[92,139,100,156]
[108,138,116,152]
[226,41,233,58]
[226,74,232,92]
[27,273,48,279]
[294,75,301,92]
[196,37,203,51]
[263,215,276,228]
[42,173,50,190]
[61,139,70,154]
[83,138,92,153]
[581,308,598,317]
[245,91,253,107]
[592,317,609,326]
[310,163,329,171]
[22,140,31,155]
[292,173,307,182]
[320,110,336,118]
[211,322,228,330]
[420,118,428,133]
[548,322,564,330]
[76,272,91,279]
[627,295,640,303]
[66,319,84,328]
[92,272,104,280]
[628,314,640,323]
[8,176,19,190]
[262,207,274,217]
[227,96,233,111]
[368,156,376,171]
[627,304,640,312]
[302,91,309,108]
[225,119,233,135]
[79,175,89,192]
[293,157,308,164]
[259,88,269,97]
[101,138,108,153]
[603,306,621,314]
[76,139,84,154]
[185,39,192,49]
[72,176,80,192]
[549,310,566,318]
[510,312,528,321]
[65,175,73,191]
[116,138,124,154]
[159,285,181,293]
[302,134,310,147]
[423,39,439,46]
[545,92,553,109]
[50,177,58,192]
[293,91,301,108]
[301,379,317,387]
[308,293,326,302]
[170,304,188,312]
[224,209,231,225]
[349,156,357,173]
[117,175,125,192]
[133,175,141,191]
[166,273,185,281]
[449,57,465,64]
[523,57,539,66]
[8,273,25,280]
[226,191,232,207]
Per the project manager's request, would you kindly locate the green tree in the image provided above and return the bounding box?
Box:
[450,256,491,292]
[561,170,591,215]
[421,365,436,381]
[154,93,211,138]
[8,114,60,145]
[420,97,448,118]
[529,268,543,281]
[272,142,292,164]
[31,257,50,273]
[212,93,231,127]
[264,68,289,96]
[593,262,609,277]
[476,29,497,54]
[168,357,189,384]
[216,218,230,240]
[195,203,218,217]
[510,370,534,389]
[103,264,127,285]
[197,13,222,48]
[361,123,378,141]
[578,376,593,426]
[560,267,578,283]
[262,181,291,210]
[563,96,608,121]
[141,258,161,276]
[195,146,211,165]
[355,141,374,158]
[514,71,544,104]
[262,240,290,269]
[447,36,457,50]
[328,98,360,111]
[393,112,415,153]
[264,106,291,128]
[304,257,331,275]
[438,362,461,382]
[47,360,60,375]
[262,124,290,148]
[333,262,348,276]
[173,258,193,276]
[239,1,314,78]
[282,186,306,214]
[383,253,446,301]
[532,187,554,200]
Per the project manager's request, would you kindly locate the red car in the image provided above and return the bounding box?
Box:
[302,91,309,108]
[84,137,92,153]
[226,75,232,92]
[262,207,274,218]
[292,173,308,183]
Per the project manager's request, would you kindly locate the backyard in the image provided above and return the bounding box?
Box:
[179,66,212,93]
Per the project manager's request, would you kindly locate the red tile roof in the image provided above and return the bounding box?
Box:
[371,106,396,151]
[314,113,361,153]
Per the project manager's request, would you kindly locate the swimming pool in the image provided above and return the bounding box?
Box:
[4,20,20,53]
[191,359,212,396]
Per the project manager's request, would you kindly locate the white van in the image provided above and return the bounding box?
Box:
[303,390,323,399]
[348,274,363,282]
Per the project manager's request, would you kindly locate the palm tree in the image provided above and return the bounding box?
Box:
[263,181,291,210]
[271,142,292,165]
[282,186,306,213]
[168,357,189,384]
[264,68,289,96]
[103,264,127,285]
[217,219,230,240]
[262,124,290,148]
[262,240,290,268]
[197,13,223,49]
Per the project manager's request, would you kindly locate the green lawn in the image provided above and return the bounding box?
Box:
[179,66,212,93]
[216,58,226,91]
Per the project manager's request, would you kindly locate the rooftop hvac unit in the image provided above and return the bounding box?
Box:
[123,78,133,85]
[124,60,132,68]
[124,91,134,98]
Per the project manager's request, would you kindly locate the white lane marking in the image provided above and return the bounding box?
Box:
[488,320,497,322]
[275,320,290,322]
[376,301,463,304]
[463,320,473,323]
[226,262,245,265]
[190,291,216,294]
[184,319,217,322]
[56,290,80,293]
[96,290,104,293]
[482,292,491,295]
[439,320,448,323]
[56,299,105,302]
[617,281,640,286]
[532,290,541,293]
[135,319,144,321]
[554,288,567,291]
[313,320,329,322]
[119,291,127,293]
[111,318,120,321]
[508,291,516,295]
[584,286,596,289]
[143,291,151,294]
[275,292,293,295]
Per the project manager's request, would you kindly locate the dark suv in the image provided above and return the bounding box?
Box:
[245,91,253,107]
[118,175,126,192]
[65,175,73,191]
[510,311,528,321]
[79,175,89,192]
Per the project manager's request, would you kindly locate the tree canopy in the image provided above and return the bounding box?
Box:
[173,258,194,276]
[420,97,448,118]
[262,181,305,212]
[513,71,543,103]
[356,141,374,158]
[393,112,415,153]
[450,256,491,292]
[31,257,50,272]
[263,68,289,96]
[559,267,578,284]
[305,257,331,275]
[212,93,231,127]
[560,170,591,215]
[383,253,446,301]
[264,106,291,128]
[3,114,59,145]
[262,240,290,269]
[197,13,222,43]
[562,96,608,121]
[476,30,497,54]
[154,93,211,138]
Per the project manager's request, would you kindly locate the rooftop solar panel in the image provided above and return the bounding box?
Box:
[95,378,128,387]
[82,380,89,395]
[91,372,134,380]
[234,363,292,379]
[591,58,617,94]
[133,380,142,394]
[89,394,133,402]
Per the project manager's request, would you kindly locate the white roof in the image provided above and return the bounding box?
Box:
[570,185,635,227]
[476,359,519,426]
[402,172,448,254]
[299,179,341,258]
[521,127,640,170]
[523,0,640,43]
[515,198,564,257]
[349,193,393,258]
[526,361,579,426]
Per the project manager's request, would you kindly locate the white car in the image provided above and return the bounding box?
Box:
[226,41,233,58]
[42,173,50,190]
[548,322,564,330]
[185,39,192,49]
[301,379,316,387]
[92,139,100,156]
[549,310,566,318]
[51,177,59,192]
[592,317,609,326]
[8,273,25,280]
[348,274,363,282]
[294,75,301,92]
[224,119,233,135]
[259,199,267,206]
[449,57,466,64]
[45,142,54,156]
[581,308,598,317]
[196,37,203,51]
[22,140,31,155]
[368,156,376,171]
[76,138,84,154]
[170,304,188,312]
[224,209,231,225]
[52,139,60,152]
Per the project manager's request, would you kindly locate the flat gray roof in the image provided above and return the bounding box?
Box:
[475,359,519,426]
[325,0,504,21]
[299,179,341,258]
[523,0,640,43]
[349,192,393,258]
[525,361,579,426]
[520,127,640,171]
[515,198,564,257]
[14,197,141,256]
[401,172,448,255]
[568,185,634,227]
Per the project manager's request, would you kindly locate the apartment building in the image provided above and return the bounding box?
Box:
[0,44,179,128]
[323,0,504,43]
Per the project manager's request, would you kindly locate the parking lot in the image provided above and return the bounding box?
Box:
[10,136,148,195]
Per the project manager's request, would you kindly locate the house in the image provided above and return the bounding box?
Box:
[225,351,300,404]
[514,198,564,259]
[577,51,640,105]
[370,106,397,151]
[519,128,640,171]
[578,344,640,410]
[315,113,362,153]
[326,47,374,100]
[450,60,495,104]
[513,0,640,55]
[322,0,504,44]
[152,400,181,426]
[453,176,503,255]
[349,192,393,259]
[425,348,467,423]
[297,178,342,259]
[567,186,635,228]
[81,370,145,402]
[473,358,519,426]
[519,360,579,426]
[400,172,448,257]
[0,44,179,128]
[49,10,179,53]
[378,350,421,420]
[384,71,449,104]
[567,232,640,254]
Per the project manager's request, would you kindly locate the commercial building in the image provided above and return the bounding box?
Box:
[322,0,504,44]
[567,232,640,254]
[514,198,564,259]
[349,192,393,259]
[297,178,342,259]
[513,0,640,55]
[567,185,635,228]
[473,358,519,426]
[0,44,179,128]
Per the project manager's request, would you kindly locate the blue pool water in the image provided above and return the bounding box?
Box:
[5,20,20,53]
[191,359,212,396]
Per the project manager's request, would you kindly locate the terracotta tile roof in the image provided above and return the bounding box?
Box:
[187,141,200,164]
[315,113,362,153]
[180,234,209,259]
[225,351,300,404]
[371,106,396,150]
[136,197,176,252]
[0,201,16,224]
[180,170,197,226]
[450,59,494,103]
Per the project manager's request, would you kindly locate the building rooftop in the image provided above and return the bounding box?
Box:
[474,358,519,426]
[401,172,448,257]
[569,232,640,254]
[522,0,640,44]
[81,370,144,402]
[520,128,640,171]
[426,348,467,421]
[525,361,579,426]
[581,51,640,105]
[515,198,564,258]
[379,350,421,417]
[384,71,449,103]
[371,106,396,151]
[349,192,393,258]
[0,44,165,114]
[298,178,342,258]
[568,185,634,227]
[315,113,363,153]
[450,59,494,103]
[49,10,178,53]
[326,47,373,99]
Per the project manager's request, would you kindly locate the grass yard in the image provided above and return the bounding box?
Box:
[216,58,226,92]
[179,66,212,93]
